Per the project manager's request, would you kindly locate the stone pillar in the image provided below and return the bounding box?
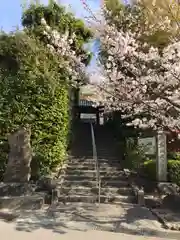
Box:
[4,127,32,182]
[137,188,145,206]
[156,130,167,182]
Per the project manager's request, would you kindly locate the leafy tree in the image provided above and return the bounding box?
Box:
[0,31,70,177]
[103,1,177,50]
[138,0,180,44]
[22,1,93,67]
[0,1,93,179]
[104,0,123,16]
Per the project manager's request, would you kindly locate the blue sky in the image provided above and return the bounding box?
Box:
[0,0,100,70]
[0,0,100,31]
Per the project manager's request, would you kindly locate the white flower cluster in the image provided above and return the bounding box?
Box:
[40,18,88,86]
[93,7,180,130]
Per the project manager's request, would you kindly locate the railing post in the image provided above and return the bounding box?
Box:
[90,122,101,203]
[98,178,101,204]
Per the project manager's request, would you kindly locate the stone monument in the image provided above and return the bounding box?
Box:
[156,130,167,182]
[4,127,32,182]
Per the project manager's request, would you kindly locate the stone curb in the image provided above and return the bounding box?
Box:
[149,208,170,230]
[122,168,174,232]
[37,157,69,205]
[54,159,69,197]
[123,168,180,232]
[150,208,180,231]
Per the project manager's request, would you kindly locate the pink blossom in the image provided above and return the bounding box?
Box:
[91,6,180,130]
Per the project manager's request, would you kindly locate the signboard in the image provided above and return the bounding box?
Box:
[138,137,156,155]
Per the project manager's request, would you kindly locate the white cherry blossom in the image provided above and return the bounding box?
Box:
[91,6,180,130]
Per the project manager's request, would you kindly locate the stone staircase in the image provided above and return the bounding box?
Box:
[58,122,135,204]
[59,122,97,202]
[94,125,134,203]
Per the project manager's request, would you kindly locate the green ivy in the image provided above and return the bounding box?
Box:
[168,160,180,185]
[0,32,69,178]
[21,1,93,66]
[0,1,93,179]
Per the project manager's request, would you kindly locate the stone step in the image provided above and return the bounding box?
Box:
[61,186,132,196]
[64,174,126,181]
[0,193,45,210]
[68,160,95,163]
[68,161,121,168]
[66,165,122,171]
[101,175,127,181]
[64,175,96,181]
[69,159,120,164]
[63,180,97,188]
[47,201,137,212]
[69,157,91,162]
[65,169,124,176]
[58,194,134,204]
[100,180,129,188]
[63,180,128,188]
[98,160,120,164]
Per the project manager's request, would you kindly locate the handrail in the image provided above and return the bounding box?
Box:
[90,122,101,204]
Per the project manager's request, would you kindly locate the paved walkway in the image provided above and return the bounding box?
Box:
[1,203,180,239]
[0,221,175,240]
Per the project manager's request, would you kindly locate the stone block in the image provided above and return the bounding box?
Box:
[4,127,32,182]
[0,182,36,196]
[0,193,45,210]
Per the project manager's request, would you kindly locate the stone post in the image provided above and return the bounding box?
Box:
[156,130,167,182]
[4,126,32,182]
[137,188,145,206]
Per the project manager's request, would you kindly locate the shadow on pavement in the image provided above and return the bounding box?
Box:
[0,203,179,239]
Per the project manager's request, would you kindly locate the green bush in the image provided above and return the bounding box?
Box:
[124,138,147,170]
[0,32,70,178]
[0,137,8,181]
[0,2,93,180]
[143,159,180,185]
[168,160,180,185]
[143,160,156,180]
[167,151,180,160]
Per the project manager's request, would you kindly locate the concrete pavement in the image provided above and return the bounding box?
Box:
[1,202,180,239]
[0,221,175,240]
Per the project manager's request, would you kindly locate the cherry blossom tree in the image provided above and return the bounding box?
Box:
[93,6,180,130]
[40,18,88,87]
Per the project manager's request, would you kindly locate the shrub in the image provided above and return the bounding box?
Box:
[168,160,180,185]
[124,138,147,170]
[143,160,156,180]
[0,32,70,178]
[167,151,180,160]
[143,159,180,185]
[0,1,94,180]
[0,137,8,181]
